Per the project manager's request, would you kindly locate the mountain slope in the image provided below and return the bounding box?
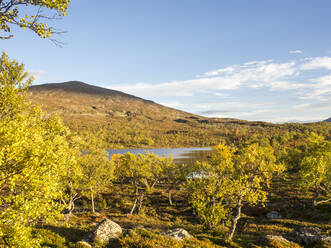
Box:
[28,81,200,125]
[27,81,331,148]
[324,117,331,122]
[28,81,226,148]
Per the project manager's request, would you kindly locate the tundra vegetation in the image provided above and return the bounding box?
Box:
[2,1,329,247]
[0,53,330,247]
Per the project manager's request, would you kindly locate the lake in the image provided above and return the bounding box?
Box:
[107,147,213,165]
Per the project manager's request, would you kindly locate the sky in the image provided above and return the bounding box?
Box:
[1,0,331,123]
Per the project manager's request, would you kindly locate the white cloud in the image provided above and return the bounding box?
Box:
[300,57,331,70]
[111,60,298,97]
[297,74,331,101]
[108,56,331,122]
[159,101,187,109]
[310,74,331,86]
[293,103,311,109]
[111,76,242,97]
[242,60,273,67]
[299,88,331,101]
[194,99,330,123]
[203,66,237,77]
[289,50,303,54]
[268,81,311,91]
[214,92,229,97]
[28,70,45,80]
[110,57,331,99]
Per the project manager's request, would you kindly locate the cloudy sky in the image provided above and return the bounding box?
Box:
[2,0,331,123]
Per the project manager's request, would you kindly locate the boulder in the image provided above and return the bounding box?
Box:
[321,235,331,245]
[266,211,282,219]
[84,218,122,245]
[298,226,321,235]
[260,235,300,248]
[162,228,192,240]
[285,226,331,245]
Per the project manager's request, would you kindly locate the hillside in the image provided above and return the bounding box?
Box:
[28,81,223,147]
[27,81,274,127]
[28,81,198,124]
[324,117,331,122]
[27,81,331,148]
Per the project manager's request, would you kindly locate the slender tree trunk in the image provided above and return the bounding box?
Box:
[130,182,139,215]
[313,182,320,208]
[313,182,331,206]
[71,201,75,214]
[137,193,145,214]
[91,190,95,213]
[68,199,73,215]
[135,183,139,196]
[211,196,216,216]
[314,197,331,206]
[151,180,157,189]
[206,196,216,230]
[68,182,74,213]
[228,196,243,241]
[69,193,81,214]
[130,198,138,215]
[210,196,216,229]
[168,189,173,206]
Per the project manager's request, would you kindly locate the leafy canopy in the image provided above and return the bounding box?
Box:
[0,0,70,40]
[296,133,331,206]
[113,152,173,214]
[187,142,285,238]
[0,52,75,247]
[78,131,115,212]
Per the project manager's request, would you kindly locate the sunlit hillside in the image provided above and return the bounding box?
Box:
[27,81,331,149]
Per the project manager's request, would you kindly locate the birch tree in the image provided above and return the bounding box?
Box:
[0,52,75,247]
[187,143,284,240]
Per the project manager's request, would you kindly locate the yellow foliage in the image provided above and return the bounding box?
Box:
[0,52,75,247]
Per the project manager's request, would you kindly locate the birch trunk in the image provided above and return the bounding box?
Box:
[228,196,242,241]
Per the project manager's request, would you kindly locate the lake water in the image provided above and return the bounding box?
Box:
[107,147,213,165]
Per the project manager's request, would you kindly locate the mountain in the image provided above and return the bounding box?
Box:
[26,81,282,148]
[27,81,224,139]
[28,81,200,125]
[324,117,331,122]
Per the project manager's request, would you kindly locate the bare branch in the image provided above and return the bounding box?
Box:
[0,34,13,39]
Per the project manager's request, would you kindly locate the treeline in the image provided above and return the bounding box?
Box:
[67,114,331,150]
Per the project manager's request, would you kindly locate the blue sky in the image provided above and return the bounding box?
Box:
[1,0,331,122]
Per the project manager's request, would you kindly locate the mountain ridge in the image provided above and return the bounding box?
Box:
[324,117,331,123]
[27,81,205,126]
[30,81,154,103]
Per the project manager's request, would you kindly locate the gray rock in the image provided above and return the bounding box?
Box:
[298,226,321,235]
[162,228,192,240]
[76,241,92,248]
[321,235,331,245]
[285,226,330,245]
[261,235,299,247]
[266,211,282,219]
[84,218,122,245]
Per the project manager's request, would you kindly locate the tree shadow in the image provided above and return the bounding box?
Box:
[38,224,87,244]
